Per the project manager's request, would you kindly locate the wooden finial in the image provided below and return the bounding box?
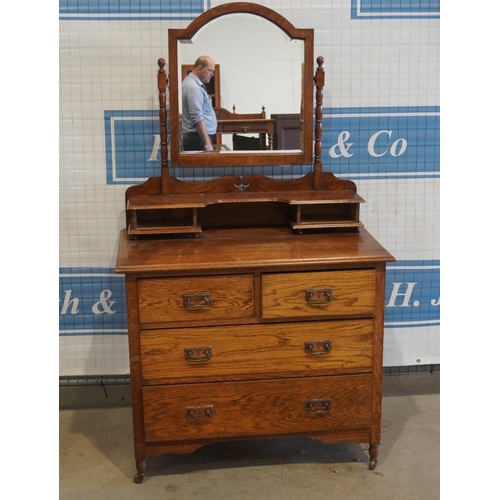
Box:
[315,56,325,87]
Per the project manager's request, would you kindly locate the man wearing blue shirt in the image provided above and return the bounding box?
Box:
[182,56,218,151]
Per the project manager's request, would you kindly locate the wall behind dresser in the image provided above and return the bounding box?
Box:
[58,1,440,375]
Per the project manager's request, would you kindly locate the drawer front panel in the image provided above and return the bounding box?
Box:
[138,275,254,323]
[143,374,373,442]
[261,270,376,319]
[141,320,374,382]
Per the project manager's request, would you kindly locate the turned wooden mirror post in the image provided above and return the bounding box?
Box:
[157,58,169,194]
[313,56,324,191]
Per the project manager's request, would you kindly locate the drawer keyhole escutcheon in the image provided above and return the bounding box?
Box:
[304,340,332,355]
[183,292,211,308]
[305,288,333,305]
[185,346,213,362]
[186,405,214,421]
[305,398,332,414]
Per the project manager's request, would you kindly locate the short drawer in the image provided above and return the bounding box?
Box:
[142,374,373,442]
[138,274,254,324]
[261,269,375,319]
[140,320,373,382]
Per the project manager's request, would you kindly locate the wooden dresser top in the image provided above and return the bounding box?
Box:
[116,227,395,275]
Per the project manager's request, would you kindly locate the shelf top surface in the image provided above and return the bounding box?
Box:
[126,190,365,210]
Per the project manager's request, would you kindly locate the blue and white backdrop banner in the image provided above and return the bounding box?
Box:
[59,1,440,20]
[105,107,439,184]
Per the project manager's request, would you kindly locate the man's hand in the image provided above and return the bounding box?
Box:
[196,120,214,152]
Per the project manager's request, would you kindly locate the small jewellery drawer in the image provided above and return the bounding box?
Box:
[142,374,373,442]
[137,274,254,324]
[261,269,376,319]
[140,320,374,382]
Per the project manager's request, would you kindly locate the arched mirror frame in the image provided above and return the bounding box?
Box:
[167,2,314,168]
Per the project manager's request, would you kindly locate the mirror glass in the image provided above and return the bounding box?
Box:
[168,6,314,167]
[178,14,303,151]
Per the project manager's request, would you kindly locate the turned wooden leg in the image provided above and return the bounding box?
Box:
[368,444,379,470]
[133,459,146,483]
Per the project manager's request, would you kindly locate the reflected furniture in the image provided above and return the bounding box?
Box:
[116,2,394,484]
[272,113,302,150]
[215,106,275,150]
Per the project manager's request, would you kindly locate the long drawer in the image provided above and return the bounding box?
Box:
[138,274,255,324]
[261,269,376,319]
[142,374,373,442]
[140,319,374,382]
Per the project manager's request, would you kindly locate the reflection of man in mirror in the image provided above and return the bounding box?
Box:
[182,56,217,151]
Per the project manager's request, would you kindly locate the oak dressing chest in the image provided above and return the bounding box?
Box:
[115,3,395,483]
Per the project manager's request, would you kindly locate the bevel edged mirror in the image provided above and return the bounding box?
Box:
[168,2,314,167]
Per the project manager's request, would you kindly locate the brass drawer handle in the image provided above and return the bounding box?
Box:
[185,346,212,362]
[186,405,214,421]
[183,292,211,308]
[304,340,332,355]
[305,288,333,304]
[305,398,332,414]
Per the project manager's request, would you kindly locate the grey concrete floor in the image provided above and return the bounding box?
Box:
[59,372,439,499]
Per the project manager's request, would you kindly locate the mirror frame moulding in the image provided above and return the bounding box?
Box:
[167,2,314,168]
